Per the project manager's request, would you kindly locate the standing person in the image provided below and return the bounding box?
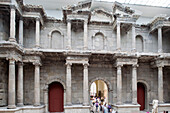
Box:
[95,101,99,112]
[108,103,112,113]
[103,104,108,113]
[99,103,103,113]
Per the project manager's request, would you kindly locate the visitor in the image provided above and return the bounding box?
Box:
[95,101,99,112]
[108,103,112,113]
[99,103,103,112]
[103,103,108,113]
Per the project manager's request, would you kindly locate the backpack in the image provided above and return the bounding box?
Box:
[100,106,102,111]
[96,103,99,107]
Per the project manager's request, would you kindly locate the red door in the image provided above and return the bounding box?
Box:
[49,82,64,112]
[137,83,145,110]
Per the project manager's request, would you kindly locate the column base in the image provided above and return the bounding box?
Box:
[83,103,89,106]
[17,103,24,107]
[66,102,72,106]
[116,48,121,52]
[116,102,122,105]
[64,105,90,113]
[34,103,41,106]
[7,105,16,109]
[9,37,16,42]
[35,45,40,49]
[131,49,136,52]
[113,104,140,113]
[83,47,88,50]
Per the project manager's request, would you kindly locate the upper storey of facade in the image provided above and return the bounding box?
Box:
[0,0,170,55]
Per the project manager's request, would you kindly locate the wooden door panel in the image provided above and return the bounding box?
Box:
[137,83,145,110]
[49,82,64,112]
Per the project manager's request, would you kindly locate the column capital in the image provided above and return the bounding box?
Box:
[116,64,123,68]
[8,58,15,65]
[10,5,16,10]
[65,62,72,66]
[132,64,139,68]
[83,63,89,66]
[33,61,42,66]
[35,17,40,21]
[84,19,88,24]
[157,65,164,68]
[67,19,71,23]
[117,21,121,25]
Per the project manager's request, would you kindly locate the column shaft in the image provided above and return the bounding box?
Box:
[158,27,162,53]
[158,66,164,103]
[117,65,122,104]
[132,25,136,51]
[17,63,24,106]
[84,20,88,50]
[83,64,89,106]
[8,59,16,109]
[34,65,40,106]
[9,7,16,42]
[35,18,40,48]
[67,20,71,49]
[66,63,72,105]
[117,22,121,50]
[132,65,137,104]
[19,19,23,46]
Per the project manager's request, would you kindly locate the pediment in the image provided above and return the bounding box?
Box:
[91,8,113,22]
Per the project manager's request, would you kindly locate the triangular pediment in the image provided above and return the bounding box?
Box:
[91,8,113,22]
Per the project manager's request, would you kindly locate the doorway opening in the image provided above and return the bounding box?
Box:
[90,80,108,104]
[137,82,146,111]
[48,82,64,112]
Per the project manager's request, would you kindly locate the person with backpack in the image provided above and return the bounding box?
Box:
[95,101,99,112]
[108,103,112,113]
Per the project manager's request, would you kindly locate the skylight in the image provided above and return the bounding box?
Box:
[95,0,170,8]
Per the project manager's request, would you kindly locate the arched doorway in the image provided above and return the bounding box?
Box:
[137,83,145,110]
[48,82,64,112]
[90,80,108,104]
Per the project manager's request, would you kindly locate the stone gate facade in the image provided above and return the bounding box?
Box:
[0,0,170,113]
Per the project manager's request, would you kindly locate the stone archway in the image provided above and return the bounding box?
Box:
[43,78,66,113]
[89,77,113,104]
[137,80,150,111]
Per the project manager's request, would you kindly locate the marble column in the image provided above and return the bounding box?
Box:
[44,89,48,113]
[8,59,16,109]
[35,18,40,48]
[158,27,162,53]
[117,65,122,105]
[9,7,16,42]
[132,64,138,104]
[83,63,89,106]
[117,22,121,51]
[67,20,71,49]
[19,18,23,46]
[132,24,136,51]
[17,62,24,106]
[66,63,72,105]
[84,20,88,50]
[158,66,164,103]
[34,63,41,106]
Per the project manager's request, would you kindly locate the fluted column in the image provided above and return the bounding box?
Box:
[17,62,24,106]
[9,6,16,42]
[35,18,40,48]
[19,18,23,46]
[158,66,164,103]
[117,65,122,105]
[117,22,121,51]
[84,20,88,50]
[66,63,72,105]
[8,59,16,109]
[132,64,138,104]
[34,63,41,106]
[158,27,162,53]
[132,24,136,51]
[83,63,89,106]
[67,20,71,49]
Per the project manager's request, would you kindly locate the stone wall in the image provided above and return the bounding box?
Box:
[0,60,8,106]
[0,15,9,41]
[22,21,166,52]
[163,67,170,103]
